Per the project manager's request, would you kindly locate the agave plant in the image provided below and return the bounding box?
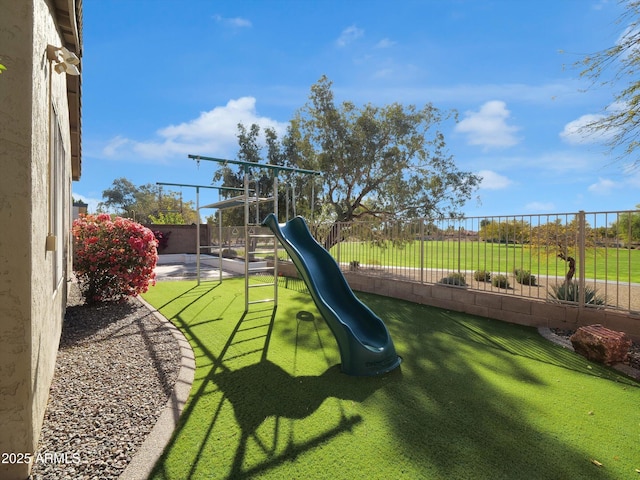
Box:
[548,281,606,306]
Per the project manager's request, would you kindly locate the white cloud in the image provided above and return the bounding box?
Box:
[560,114,606,144]
[560,102,625,145]
[477,170,513,190]
[591,0,612,10]
[101,97,288,162]
[455,100,520,150]
[103,135,131,157]
[524,201,556,212]
[373,68,393,78]
[587,169,640,196]
[375,38,396,48]
[588,177,618,194]
[213,14,252,28]
[336,25,364,47]
[532,150,601,173]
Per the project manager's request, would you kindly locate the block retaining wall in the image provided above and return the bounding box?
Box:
[276,262,640,342]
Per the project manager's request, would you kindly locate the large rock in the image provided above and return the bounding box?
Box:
[570,324,632,365]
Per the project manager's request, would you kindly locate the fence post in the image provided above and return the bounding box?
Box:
[457,225,462,274]
[337,222,342,267]
[577,210,586,308]
[420,218,425,284]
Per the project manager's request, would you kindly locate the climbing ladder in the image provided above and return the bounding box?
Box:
[187,154,320,312]
[244,172,279,310]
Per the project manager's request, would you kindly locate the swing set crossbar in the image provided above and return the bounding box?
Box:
[156,182,245,192]
[188,154,321,176]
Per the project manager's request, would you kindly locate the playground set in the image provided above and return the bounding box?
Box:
[157,154,401,376]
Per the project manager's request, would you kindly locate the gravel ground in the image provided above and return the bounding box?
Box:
[30,283,180,480]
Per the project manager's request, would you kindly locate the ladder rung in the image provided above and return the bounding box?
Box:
[247,298,275,305]
[250,267,274,272]
[248,283,275,288]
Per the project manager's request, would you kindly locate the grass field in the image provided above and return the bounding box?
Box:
[327,240,640,283]
[142,278,640,480]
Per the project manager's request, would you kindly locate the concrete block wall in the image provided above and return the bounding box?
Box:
[276,262,640,341]
[145,224,210,254]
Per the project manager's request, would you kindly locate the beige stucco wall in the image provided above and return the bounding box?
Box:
[0,1,72,478]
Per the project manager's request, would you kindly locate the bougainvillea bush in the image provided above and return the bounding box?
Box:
[73,214,158,304]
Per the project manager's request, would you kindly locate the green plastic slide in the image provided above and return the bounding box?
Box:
[262,213,401,376]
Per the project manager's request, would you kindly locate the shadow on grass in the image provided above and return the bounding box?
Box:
[214,361,398,478]
[361,293,637,479]
[148,283,394,479]
[147,280,637,479]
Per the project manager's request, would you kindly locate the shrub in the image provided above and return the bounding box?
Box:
[438,272,467,286]
[474,270,491,282]
[492,274,509,289]
[222,248,238,258]
[548,281,606,306]
[73,214,158,304]
[514,268,536,286]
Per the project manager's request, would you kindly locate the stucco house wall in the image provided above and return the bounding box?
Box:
[0,1,81,478]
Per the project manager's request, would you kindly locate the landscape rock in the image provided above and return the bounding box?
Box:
[570,324,632,365]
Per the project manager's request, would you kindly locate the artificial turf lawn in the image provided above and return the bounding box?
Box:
[142,277,640,480]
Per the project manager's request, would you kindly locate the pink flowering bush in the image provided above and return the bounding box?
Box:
[72,214,158,304]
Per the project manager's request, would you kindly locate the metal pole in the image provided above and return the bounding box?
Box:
[196,186,200,286]
[311,180,315,223]
[273,172,279,307]
[292,181,296,218]
[188,154,321,176]
[244,167,250,311]
[420,218,425,284]
[578,210,586,308]
[218,209,222,283]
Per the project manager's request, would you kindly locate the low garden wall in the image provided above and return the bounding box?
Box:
[276,262,640,342]
[145,224,210,254]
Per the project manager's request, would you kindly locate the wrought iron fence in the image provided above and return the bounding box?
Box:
[318,211,639,314]
[211,210,639,314]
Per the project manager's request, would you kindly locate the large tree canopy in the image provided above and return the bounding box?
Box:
[286,76,480,245]
[211,123,288,226]
[98,177,198,224]
[216,76,481,247]
[577,0,640,167]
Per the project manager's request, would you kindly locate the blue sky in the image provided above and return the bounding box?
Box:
[77,0,639,219]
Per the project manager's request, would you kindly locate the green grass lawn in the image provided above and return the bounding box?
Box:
[329,240,640,283]
[142,278,640,480]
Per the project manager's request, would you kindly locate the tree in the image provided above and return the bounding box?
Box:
[285,76,481,248]
[99,177,137,213]
[213,123,294,226]
[615,204,640,243]
[148,211,187,224]
[479,218,531,243]
[577,1,640,167]
[98,177,198,224]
